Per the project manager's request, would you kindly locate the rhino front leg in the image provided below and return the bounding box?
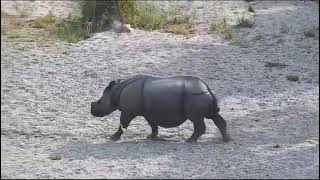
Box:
[110,125,123,141]
[110,112,136,141]
[186,118,206,143]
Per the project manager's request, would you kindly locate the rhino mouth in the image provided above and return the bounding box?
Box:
[91,111,105,117]
[91,103,110,117]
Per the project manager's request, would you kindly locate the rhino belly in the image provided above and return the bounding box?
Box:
[149,113,186,128]
[143,78,186,128]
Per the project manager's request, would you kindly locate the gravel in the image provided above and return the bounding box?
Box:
[1,0,319,179]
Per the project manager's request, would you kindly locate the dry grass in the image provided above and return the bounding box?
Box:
[210,18,234,40]
[163,24,190,35]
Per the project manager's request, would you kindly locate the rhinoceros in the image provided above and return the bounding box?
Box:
[91,75,231,143]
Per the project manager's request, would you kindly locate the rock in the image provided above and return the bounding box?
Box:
[273,144,280,148]
[48,154,62,160]
[111,20,123,32]
[264,62,287,68]
[82,70,97,78]
[122,24,133,33]
[304,29,316,37]
[111,21,132,33]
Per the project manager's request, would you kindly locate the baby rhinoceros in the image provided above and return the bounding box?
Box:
[91,75,231,143]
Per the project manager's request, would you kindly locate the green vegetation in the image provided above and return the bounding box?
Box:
[286,74,299,82]
[120,1,194,34]
[33,12,89,43]
[30,1,196,42]
[164,24,190,35]
[163,2,195,35]
[119,1,162,30]
[223,26,234,40]
[33,11,60,30]
[1,27,7,35]
[210,18,234,40]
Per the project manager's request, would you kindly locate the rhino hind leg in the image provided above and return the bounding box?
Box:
[211,113,232,142]
[145,118,165,141]
[186,118,206,143]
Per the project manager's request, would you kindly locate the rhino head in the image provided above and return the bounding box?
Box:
[91,80,120,117]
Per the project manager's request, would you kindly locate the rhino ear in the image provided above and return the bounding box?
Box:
[108,80,116,89]
[104,80,116,94]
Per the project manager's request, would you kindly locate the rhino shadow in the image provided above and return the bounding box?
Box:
[58,138,227,161]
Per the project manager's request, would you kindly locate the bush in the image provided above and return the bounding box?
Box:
[79,0,114,31]
[33,0,121,42]
[286,74,299,82]
[33,11,60,30]
[236,17,254,28]
[119,1,163,30]
[224,26,234,40]
[210,18,234,39]
[120,1,194,34]
[34,12,90,43]
[54,15,89,43]
[164,24,190,35]
[34,1,196,40]
[1,27,7,35]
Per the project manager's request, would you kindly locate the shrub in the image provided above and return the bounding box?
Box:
[166,14,194,29]
[79,0,114,31]
[211,18,227,31]
[120,1,194,34]
[164,24,190,35]
[1,27,7,35]
[33,11,60,30]
[236,17,254,28]
[286,74,299,82]
[224,26,234,40]
[33,12,90,42]
[120,1,163,30]
[54,15,89,43]
[211,18,234,39]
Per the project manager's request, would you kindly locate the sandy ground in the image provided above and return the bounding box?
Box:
[1,0,319,179]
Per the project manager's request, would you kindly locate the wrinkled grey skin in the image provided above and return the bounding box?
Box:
[91,75,231,143]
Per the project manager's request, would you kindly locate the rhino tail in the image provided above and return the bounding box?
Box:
[210,91,220,116]
[203,83,220,116]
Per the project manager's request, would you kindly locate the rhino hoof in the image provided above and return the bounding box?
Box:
[186,138,197,143]
[109,135,121,141]
[222,134,232,142]
[147,134,156,139]
[147,134,165,141]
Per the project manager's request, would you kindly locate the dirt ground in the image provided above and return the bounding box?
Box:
[1,0,319,179]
